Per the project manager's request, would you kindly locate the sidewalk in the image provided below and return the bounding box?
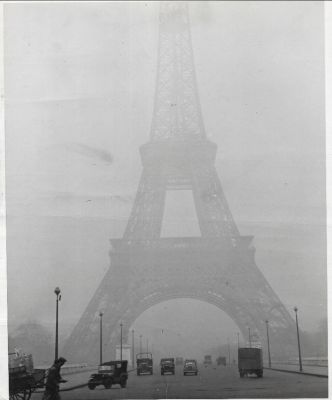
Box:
[265,363,328,377]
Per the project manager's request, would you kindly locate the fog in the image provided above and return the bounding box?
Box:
[4,0,326,358]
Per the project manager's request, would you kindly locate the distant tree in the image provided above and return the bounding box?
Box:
[8,320,53,365]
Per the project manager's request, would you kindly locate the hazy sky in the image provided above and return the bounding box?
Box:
[4,1,326,354]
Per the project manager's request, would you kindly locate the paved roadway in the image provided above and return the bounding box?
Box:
[31,364,328,399]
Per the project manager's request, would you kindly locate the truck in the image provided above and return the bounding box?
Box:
[238,347,263,378]
[136,353,153,375]
[203,355,212,366]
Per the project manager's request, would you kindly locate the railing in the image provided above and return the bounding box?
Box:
[35,363,95,375]
[287,358,328,367]
[270,358,328,368]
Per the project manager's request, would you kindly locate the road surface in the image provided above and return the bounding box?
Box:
[31,364,328,399]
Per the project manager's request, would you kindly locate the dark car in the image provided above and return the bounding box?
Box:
[136,353,153,375]
[183,359,198,376]
[160,358,175,375]
[88,360,128,390]
[216,356,227,366]
[204,355,212,366]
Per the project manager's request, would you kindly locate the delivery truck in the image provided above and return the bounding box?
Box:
[238,347,263,378]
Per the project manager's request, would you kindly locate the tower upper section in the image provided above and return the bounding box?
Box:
[150,2,206,142]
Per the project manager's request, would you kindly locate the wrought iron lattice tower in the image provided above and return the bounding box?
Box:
[63,2,296,363]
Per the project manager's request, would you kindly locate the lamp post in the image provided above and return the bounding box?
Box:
[227,338,231,367]
[248,327,251,348]
[140,335,142,354]
[237,332,240,349]
[99,312,103,365]
[294,307,303,372]
[265,320,271,368]
[120,322,123,361]
[132,329,135,368]
[54,287,61,361]
[146,338,149,353]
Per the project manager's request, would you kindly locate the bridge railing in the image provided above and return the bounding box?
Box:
[35,363,96,375]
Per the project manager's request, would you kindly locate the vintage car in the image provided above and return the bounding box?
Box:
[88,360,128,390]
[160,358,175,375]
[183,359,198,376]
[203,355,212,366]
[216,356,227,366]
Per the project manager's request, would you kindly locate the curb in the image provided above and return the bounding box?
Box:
[35,383,89,393]
[62,368,97,376]
[61,383,88,391]
[264,367,328,378]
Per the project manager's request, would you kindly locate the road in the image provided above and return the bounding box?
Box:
[31,364,328,399]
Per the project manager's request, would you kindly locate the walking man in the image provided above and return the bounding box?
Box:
[42,357,67,400]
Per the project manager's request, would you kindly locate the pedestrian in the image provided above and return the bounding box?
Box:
[42,357,67,400]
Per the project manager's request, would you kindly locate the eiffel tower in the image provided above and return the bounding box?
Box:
[63,2,296,363]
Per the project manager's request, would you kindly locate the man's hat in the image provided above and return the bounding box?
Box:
[57,357,67,363]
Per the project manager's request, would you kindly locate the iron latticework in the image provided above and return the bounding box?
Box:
[63,2,296,363]
[151,2,205,141]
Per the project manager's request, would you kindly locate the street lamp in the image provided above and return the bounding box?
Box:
[120,322,123,361]
[146,338,149,353]
[54,287,61,361]
[99,312,103,365]
[237,332,240,349]
[294,307,303,372]
[265,320,271,368]
[132,329,135,368]
[248,327,251,348]
[227,338,231,367]
[140,334,142,354]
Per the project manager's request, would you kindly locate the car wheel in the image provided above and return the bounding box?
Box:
[104,380,112,389]
[88,384,95,390]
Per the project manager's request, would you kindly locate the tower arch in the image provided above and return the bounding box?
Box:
[117,291,262,346]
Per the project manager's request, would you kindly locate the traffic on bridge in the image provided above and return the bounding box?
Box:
[29,359,327,399]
